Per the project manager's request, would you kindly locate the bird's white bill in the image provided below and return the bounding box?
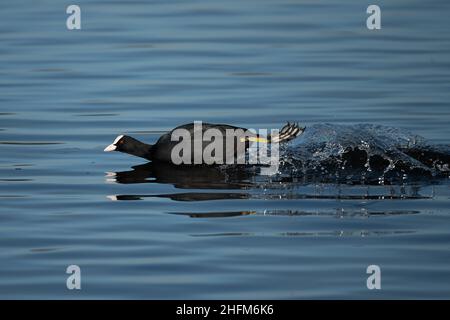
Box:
[105,172,116,177]
[104,144,117,152]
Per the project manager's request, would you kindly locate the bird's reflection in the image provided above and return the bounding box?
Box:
[168,209,421,219]
[190,229,417,237]
[106,161,257,189]
[107,192,250,202]
[105,162,432,204]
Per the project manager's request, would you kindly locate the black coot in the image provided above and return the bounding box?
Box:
[104,122,303,163]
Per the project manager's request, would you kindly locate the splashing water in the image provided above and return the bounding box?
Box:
[274,124,450,184]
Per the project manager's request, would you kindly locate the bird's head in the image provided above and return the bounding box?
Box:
[104,135,126,152]
[104,135,153,160]
[104,135,142,153]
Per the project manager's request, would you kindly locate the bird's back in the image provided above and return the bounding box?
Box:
[152,122,256,164]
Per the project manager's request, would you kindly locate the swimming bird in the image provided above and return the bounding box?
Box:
[104,122,304,164]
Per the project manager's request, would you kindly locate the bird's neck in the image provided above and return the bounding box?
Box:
[127,141,154,161]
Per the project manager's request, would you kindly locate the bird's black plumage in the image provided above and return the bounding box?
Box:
[105,122,304,164]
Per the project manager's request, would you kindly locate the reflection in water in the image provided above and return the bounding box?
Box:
[190,230,416,238]
[107,192,431,202]
[105,161,434,203]
[168,209,420,219]
[30,247,60,253]
[0,195,28,198]
[107,192,250,201]
[106,161,255,189]
[75,113,118,117]
[171,211,257,218]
